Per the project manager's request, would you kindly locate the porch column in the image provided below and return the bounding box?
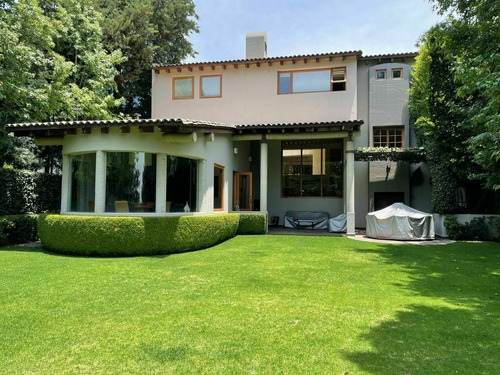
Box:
[260,141,268,212]
[346,138,355,236]
[197,159,208,213]
[60,154,70,213]
[94,150,106,213]
[156,154,167,213]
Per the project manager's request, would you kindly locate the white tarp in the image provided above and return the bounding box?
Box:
[328,213,347,233]
[366,203,435,240]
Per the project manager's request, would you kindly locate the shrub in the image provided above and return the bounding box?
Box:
[0,168,61,215]
[38,214,240,256]
[237,213,267,234]
[0,215,38,246]
[444,215,494,241]
[489,217,500,241]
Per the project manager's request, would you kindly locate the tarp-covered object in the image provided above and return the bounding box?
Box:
[284,211,329,230]
[328,213,347,233]
[366,203,435,240]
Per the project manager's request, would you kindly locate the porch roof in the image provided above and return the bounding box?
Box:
[5,118,363,138]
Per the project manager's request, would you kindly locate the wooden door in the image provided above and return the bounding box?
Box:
[233,172,253,211]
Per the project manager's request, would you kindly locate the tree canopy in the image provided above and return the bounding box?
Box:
[0,0,124,168]
[409,0,500,212]
[94,0,199,117]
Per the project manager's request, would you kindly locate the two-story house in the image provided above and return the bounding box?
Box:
[6,32,431,234]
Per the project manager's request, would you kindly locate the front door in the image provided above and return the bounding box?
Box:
[233,172,253,211]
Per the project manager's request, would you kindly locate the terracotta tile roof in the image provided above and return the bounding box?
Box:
[153,51,363,69]
[359,52,418,60]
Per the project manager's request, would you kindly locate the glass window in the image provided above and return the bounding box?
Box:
[293,69,331,93]
[214,164,224,210]
[173,77,193,99]
[392,68,402,79]
[373,127,404,147]
[279,72,291,94]
[282,140,343,197]
[166,156,197,212]
[278,68,346,94]
[376,70,386,80]
[70,153,96,212]
[200,75,221,97]
[105,152,157,213]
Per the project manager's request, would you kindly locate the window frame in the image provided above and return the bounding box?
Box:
[214,163,225,211]
[277,67,347,95]
[172,76,194,100]
[200,74,222,98]
[372,126,405,147]
[375,69,386,80]
[391,68,403,80]
[280,140,344,199]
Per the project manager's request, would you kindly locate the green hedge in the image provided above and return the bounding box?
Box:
[0,215,38,246]
[237,213,267,234]
[38,214,243,256]
[0,168,61,215]
[444,215,500,241]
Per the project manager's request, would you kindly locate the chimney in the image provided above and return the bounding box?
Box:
[246,31,267,59]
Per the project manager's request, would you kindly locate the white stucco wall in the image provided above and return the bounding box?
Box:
[152,57,358,124]
[61,128,250,214]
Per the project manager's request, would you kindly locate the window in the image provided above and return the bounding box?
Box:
[173,76,193,99]
[167,156,197,212]
[373,127,404,147]
[200,75,222,98]
[278,68,346,94]
[70,153,96,212]
[375,69,386,80]
[282,140,343,198]
[392,68,403,79]
[105,152,157,212]
[214,164,224,210]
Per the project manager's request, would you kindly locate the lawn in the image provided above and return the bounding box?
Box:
[1,236,499,374]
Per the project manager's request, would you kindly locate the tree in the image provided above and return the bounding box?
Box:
[0,0,124,168]
[93,0,199,118]
[410,0,500,212]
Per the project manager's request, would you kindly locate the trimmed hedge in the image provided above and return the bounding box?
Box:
[237,213,267,234]
[444,215,499,241]
[0,215,38,246]
[38,214,242,256]
[0,168,61,215]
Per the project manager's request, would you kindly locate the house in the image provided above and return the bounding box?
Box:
[5,32,431,235]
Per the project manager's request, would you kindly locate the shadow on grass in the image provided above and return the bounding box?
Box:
[139,344,195,363]
[346,241,500,374]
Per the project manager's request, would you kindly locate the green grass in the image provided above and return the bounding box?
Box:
[1,236,499,374]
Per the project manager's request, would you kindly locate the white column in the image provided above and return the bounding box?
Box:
[156,154,167,213]
[60,154,70,213]
[346,139,355,236]
[260,141,268,213]
[197,159,208,213]
[94,151,106,213]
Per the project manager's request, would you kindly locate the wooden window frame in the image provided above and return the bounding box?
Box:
[391,68,403,80]
[200,74,222,98]
[214,163,224,211]
[172,76,194,100]
[277,67,347,95]
[372,126,405,147]
[280,140,343,199]
[375,69,386,80]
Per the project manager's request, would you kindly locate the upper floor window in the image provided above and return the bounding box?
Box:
[278,68,346,94]
[173,76,194,99]
[373,127,404,147]
[375,69,386,80]
[392,68,403,79]
[200,75,222,98]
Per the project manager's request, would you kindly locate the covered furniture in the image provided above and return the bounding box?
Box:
[328,213,347,233]
[284,211,330,230]
[366,203,434,240]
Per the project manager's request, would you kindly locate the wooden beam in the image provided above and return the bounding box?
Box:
[64,128,77,135]
[82,128,91,134]
[139,126,154,133]
[120,126,130,134]
[304,58,308,64]
[245,63,250,68]
[167,68,171,73]
[223,64,226,70]
[268,61,272,66]
[280,60,284,65]
[100,127,109,134]
[256,62,260,67]
[329,56,333,62]
[199,66,204,71]
[234,64,238,69]
[211,65,215,70]
[292,59,296,64]
[316,58,320,63]
[204,133,215,142]
[177,68,181,72]
[188,67,192,72]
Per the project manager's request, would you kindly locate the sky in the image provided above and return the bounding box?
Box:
[184,0,445,63]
